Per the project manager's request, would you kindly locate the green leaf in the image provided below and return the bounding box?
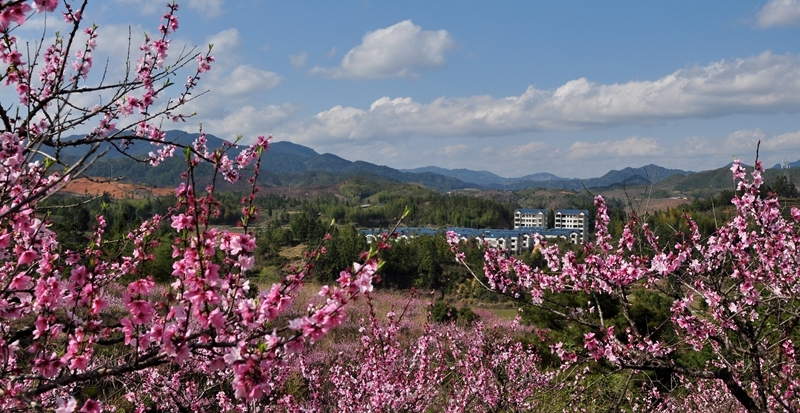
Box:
[85,386,97,398]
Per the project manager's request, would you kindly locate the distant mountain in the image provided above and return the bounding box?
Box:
[670,162,800,197]
[54,130,226,158]
[403,163,690,191]
[50,130,790,197]
[53,131,479,192]
[590,175,655,191]
[772,159,800,169]
[518,172,566,182]
[401,166,518,187]
[268,141,319,158]
[402,166,570,188]
[579,164,691,189]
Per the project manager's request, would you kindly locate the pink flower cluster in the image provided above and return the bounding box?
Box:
[0,1,381,410]
[283,295,554,412]
[451,156,800,411]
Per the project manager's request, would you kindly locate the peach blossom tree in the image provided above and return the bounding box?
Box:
[0,2,380,411]
[450,158,800,413]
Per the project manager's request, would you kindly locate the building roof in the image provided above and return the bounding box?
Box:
[555,209,588,215]
[515,208,548,214]
[360,226,586,247]
[540,228,580,236]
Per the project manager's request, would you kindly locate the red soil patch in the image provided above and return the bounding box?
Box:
[61,177,174,199]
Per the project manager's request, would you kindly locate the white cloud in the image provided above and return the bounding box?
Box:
[278,52,800,144]
[674,136,717,157]
[184,0,223,17]
[290,52,307,68]
[722,128,800,154]
[763,130,800,150]
[16,14,70,32]
[207,28,242,55]
[443,144,469,155]
[509,142,555,158]
[92,24,157,78]
[379,146,398,157]
[185,104,297,141]
[309,20,455,79]
[157,27,284,137]
[723,129,765,155]
[326,46,337,58]
[568,137,664,160]
[217,65,282,96]
[757,0,800,27]
[199,29,285,96]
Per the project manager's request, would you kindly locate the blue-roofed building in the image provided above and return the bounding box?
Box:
[361,224,586,251]
[539,228,582,245]
[359,227,442,244]
[360,210,589,255]
[554,209,589,243]
[514,208,548,230]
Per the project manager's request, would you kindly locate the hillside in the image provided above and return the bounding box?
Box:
[61,177,174,199]
[54,131,477,192]
[49,130,799,197]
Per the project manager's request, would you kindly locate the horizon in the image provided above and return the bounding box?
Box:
[16,1,800,179]
[212,131,780,181]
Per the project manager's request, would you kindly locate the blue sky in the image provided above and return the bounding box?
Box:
[21,1,800,178]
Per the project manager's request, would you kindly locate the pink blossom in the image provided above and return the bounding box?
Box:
[128,300,155,324]
[0,3,31,29]
[17,249,38,266]
[79,399,101,413]
[171,213,194,231]
[70,355,90,371]
[196,54,214,73]
[9,273,30,289]
[237,254,254,270]
[55,397,77,413]
[33,0,58,13]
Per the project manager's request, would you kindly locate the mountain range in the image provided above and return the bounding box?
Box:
[52,130,800,195]
[404,164,693,191]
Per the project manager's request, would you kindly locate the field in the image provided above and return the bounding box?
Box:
[61,177,175,199]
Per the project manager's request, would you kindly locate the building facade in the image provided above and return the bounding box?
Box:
[513,208,548,229]
[553,209,589,243]
[361,225,583,255]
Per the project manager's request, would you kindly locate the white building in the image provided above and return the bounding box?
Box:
[554,209,589,243]
[514,209,548,229]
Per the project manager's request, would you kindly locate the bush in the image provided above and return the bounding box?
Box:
[457,306,480,325]
[431,301,459,323]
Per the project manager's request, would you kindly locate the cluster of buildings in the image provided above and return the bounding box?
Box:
[363,208,590,255]
[515,208,590,241]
